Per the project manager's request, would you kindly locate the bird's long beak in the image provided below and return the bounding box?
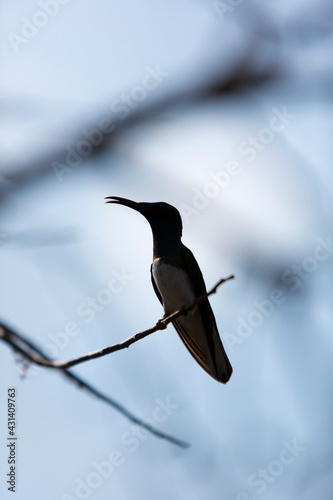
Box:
[105,196,156,226]
[105,196,141,212]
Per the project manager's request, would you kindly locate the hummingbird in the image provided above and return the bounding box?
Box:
[105,196,232,384]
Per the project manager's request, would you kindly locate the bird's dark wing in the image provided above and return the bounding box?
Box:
[173,244,232,383]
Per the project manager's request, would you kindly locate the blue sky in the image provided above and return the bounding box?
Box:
[0,1,332,499]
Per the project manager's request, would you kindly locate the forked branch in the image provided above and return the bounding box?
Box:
[0,274,234,447]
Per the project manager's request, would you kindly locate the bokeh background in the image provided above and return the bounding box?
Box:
[1,1,332,499]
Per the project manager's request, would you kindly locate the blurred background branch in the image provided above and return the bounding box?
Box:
[1,1,332,498]
[0,321,189,448]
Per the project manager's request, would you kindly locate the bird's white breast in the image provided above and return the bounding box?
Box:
[152,258,196,315]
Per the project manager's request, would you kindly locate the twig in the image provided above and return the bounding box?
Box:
[1,275,234,370]
[0,274,234,447]
[0,322,189,448]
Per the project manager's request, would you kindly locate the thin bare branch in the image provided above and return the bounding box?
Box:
[0,322,189,448]
[2,275,234,370]
[0,274,234,447]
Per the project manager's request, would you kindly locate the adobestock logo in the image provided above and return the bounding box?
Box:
[224,289,286,353]
[281,236,333,291]
[120,397,179,453]
[61,396,180,500]
[224,234,333,354]
[213,0,244,21]
[61,450,125,500]
[22,268,134,384]
[179,160,243,223]
[75,269,135,324]
[7,0,72,53]
[238,107,296,162]
[179,106,296,224]
[52,65,169,182]
[236,438,306,499]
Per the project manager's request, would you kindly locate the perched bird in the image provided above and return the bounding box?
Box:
[105,196,232,383]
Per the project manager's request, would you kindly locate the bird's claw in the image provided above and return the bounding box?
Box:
[156,319,167,330]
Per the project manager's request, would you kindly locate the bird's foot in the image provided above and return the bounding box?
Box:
[156,318,167,330]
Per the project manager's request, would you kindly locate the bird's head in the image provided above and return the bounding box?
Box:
[105,197,183,241]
